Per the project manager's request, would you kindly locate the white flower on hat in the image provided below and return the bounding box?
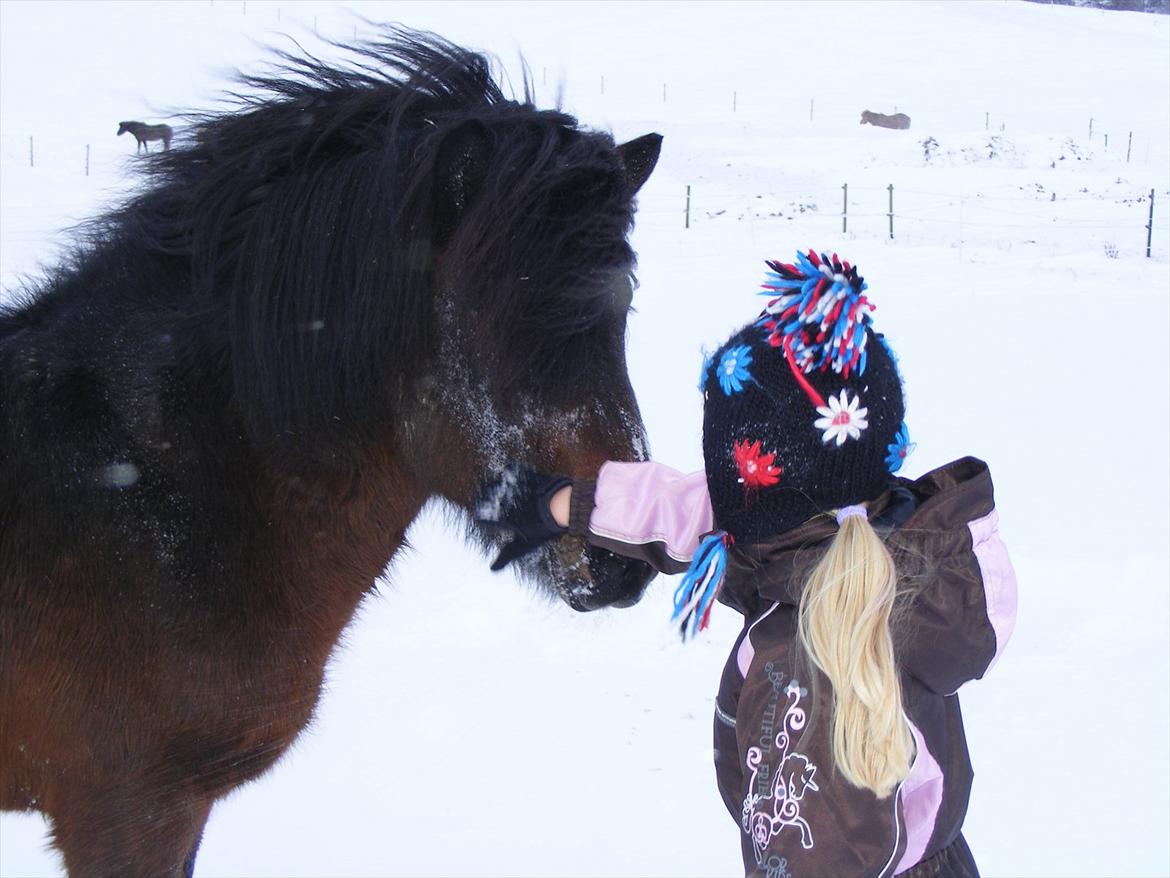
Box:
[814,390,869,445]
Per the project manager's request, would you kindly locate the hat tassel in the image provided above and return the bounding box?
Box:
[672,532,731,640]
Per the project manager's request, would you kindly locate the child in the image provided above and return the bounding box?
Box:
[478,249,1016,878]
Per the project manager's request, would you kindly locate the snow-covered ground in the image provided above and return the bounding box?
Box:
[2,1,1168,876]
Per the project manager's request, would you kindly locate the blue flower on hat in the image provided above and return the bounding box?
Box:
[717,346,753,395]
[885,423,915,473]
[698,350,715,393]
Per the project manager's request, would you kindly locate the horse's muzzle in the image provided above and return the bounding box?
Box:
[549,539,655,612]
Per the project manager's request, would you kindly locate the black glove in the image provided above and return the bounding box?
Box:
[474,463,571,571]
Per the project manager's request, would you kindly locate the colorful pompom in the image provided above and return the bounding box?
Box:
[757,250,873,378]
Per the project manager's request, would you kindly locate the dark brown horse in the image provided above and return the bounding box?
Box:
[117,120,174,151]
[2,29,660,876]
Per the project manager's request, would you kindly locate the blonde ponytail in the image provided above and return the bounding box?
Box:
[797,511,914,798]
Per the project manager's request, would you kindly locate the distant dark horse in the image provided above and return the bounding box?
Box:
[2,29,661,876]
[117,120,174,151]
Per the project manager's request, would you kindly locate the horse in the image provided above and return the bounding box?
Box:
[117,120,174,152]
[860,110,911,130]
[1,28,661,876]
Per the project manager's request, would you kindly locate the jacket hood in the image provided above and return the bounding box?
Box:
[718,456,996,616]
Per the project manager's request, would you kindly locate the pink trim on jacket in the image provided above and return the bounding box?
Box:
[893,721,944,875]
[736,602,779,678]
[967,509,1017,672]
[591,461,713,564]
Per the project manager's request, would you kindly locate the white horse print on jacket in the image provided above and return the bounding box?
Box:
[742,679,821,864]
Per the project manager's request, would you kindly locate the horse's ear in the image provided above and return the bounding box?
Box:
[617,133,663,196]
[434,121,489,246]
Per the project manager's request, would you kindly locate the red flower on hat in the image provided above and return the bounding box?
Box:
[734,439,782,489]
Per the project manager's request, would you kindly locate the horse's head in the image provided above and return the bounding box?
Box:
[417,115,663,612]
[278,35,666,611]
[117,121,131,136]
[860,111,874,126]
[140,31,662,611]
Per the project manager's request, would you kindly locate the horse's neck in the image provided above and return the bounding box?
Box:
[251,445,428,657]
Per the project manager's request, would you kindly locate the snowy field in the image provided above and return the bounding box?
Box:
[2,1,1168,876]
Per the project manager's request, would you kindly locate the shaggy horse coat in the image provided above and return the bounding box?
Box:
[1,29,660,876]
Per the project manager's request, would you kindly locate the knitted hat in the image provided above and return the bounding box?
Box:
[672,249,914,638]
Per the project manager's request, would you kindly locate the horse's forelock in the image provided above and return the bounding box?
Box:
[414,109,646,478]
[438,121,638,370]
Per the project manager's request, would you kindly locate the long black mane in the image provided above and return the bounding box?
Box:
[5,27,642,448]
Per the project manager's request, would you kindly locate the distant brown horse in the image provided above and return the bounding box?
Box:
[117,120,174,151]
[3,30,661,877]
[860,110,911,130]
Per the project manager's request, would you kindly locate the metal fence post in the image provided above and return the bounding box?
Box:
[888,184,894,239]
[1147,188,1155,258]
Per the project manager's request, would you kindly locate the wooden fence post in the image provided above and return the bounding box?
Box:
[685,185,691,230]
[842,183,848,234]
